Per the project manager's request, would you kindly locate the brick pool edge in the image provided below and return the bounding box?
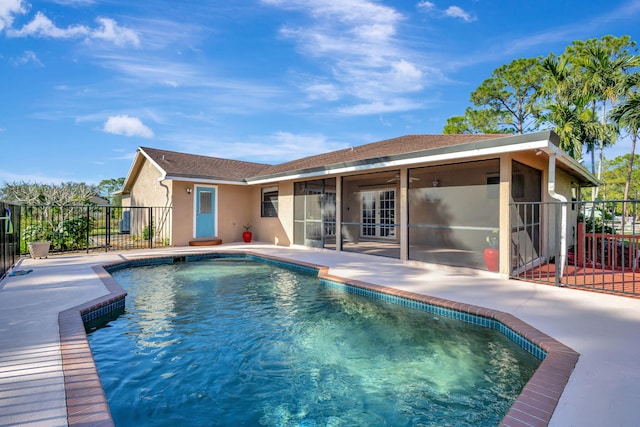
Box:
[58,251,579,427]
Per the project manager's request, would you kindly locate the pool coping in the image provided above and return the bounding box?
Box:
[58,251,579,427]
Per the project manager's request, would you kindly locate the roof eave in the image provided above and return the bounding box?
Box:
[162,175,249,186]
[121,148,164,194]
[247,131,569,185]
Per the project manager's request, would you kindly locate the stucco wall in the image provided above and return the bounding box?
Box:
[217,185,253,244]
[125,161,172,240]
[168,183,255,246]
[248,183,292,246]
[171,181,193,246]
[129,161,171,207]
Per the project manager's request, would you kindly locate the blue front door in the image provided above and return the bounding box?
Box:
[195,186,216,238]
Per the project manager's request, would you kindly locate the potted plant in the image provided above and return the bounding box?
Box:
[242,224,252,243]
[23,223,52,259]
[483,231,499,272]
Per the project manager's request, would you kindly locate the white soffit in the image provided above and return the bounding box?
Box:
[161,175,248,186]
[248,139,551,185]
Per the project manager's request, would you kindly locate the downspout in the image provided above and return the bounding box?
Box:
[156,179,172,244]
[545,149,567,284]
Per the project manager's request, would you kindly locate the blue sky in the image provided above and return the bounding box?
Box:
[2,0,640,185]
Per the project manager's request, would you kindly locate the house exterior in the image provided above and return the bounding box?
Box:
[120,130,598,275]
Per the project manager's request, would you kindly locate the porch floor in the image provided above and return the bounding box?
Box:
[518,263,640,296]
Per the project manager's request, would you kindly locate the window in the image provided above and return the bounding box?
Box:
[199,191,212,214]
[261,186,278,217]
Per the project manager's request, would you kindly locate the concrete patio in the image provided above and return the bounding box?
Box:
[1,243,639,426]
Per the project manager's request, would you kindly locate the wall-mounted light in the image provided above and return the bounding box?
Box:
[432,179,439,187]
[186,187,192,195]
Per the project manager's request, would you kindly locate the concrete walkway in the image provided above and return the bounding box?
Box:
[1,243,639,426]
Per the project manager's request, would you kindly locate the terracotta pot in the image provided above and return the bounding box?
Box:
[483,248,499,272]
[242,231,252,243]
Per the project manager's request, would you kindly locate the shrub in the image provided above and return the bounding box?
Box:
[142,225,154,240]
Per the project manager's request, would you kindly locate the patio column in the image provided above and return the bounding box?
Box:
[400,168,409,261]
[499,155,512,276]
[336,176,342,252]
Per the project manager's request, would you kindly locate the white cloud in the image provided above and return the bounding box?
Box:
[390,60,423,90]
[11,50,42,66]
[220,131,348,162]
[9,11,88,38]
[337,99,423,115]
[164,131,348,164]
[416,1,435,12]
[103,115,154,138]
[444,6,476,23]
[417,2,476,23]
[0,0,26,32]
[264,0,430,112]
[262,0,402,24]
[7,12,139,46]
[91,17,140,47]
[50,0,95,5]
[304,81,340,101]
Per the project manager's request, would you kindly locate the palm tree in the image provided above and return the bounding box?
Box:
[576,44,639,197]
[538,54,600,161]
[538,98,600,162]
[610,73,640,214]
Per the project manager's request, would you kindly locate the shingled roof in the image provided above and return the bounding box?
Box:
[253,134,510,178]
[127,132,595,187]
[139,147,271,182]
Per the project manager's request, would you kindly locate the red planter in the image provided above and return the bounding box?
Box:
[483,248,499,272]
[242,231,252,243]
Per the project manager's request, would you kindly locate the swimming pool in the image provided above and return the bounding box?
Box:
[88,256,540,426]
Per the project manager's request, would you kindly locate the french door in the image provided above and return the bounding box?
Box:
[361,189,396,238]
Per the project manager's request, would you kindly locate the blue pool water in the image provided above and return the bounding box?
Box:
[88,258,539,426]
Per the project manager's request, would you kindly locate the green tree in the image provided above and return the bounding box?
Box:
[537,54,597,160]
[601,154,640,201]
[538,97,598,161]
[96,178,125,205]
[469,57,544,134]
[443,35,640,172]
[566,36,639,197]
[610,72,640,217]
[443,107,513,134]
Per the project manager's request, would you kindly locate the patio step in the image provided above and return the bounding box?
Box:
[189,237,223,246]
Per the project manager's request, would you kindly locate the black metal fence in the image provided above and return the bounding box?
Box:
[0,204,173,278]
[12,204,171,256]
[511,199,640,296]
[0,202,21,280]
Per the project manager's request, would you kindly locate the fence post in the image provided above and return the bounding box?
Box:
[577,222,585,267]
[86,206,90,254]
[148,207,153,249]
[105,206,111,253]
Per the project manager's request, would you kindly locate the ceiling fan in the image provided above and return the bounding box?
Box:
[386,174,419,183]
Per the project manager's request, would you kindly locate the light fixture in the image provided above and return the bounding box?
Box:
[186,187,192,194]
[432,179,439,187]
